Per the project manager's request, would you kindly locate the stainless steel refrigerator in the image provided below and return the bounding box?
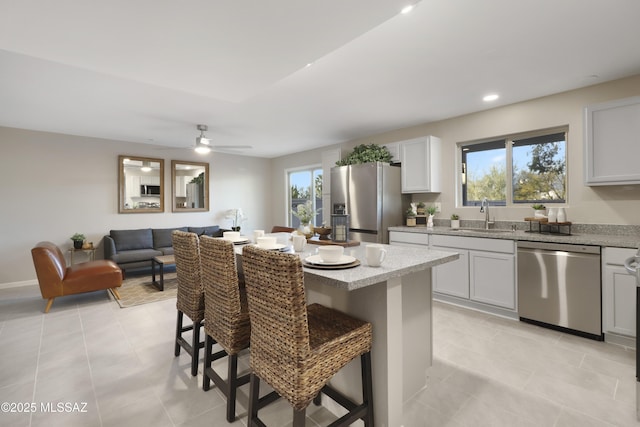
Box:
[330,162,408,244]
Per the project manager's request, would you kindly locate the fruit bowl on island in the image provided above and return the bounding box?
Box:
[314,226,332,240]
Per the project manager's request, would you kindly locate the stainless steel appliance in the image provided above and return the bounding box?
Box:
[140,184,161,196]
[623,248,640,420]
[330,162,408,244]
[517,241,603,340]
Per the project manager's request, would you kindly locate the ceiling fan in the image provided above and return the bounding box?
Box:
[193,124,252,154]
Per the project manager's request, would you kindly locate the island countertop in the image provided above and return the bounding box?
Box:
[297,243,459,291]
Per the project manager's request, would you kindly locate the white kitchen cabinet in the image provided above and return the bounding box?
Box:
[431,234,516,314]
[469,250,516,309]
[603,247,637,338]
[584,96,640,185]
[432,248,469,298]
[389,230,429,248]
[126,175,141,198]
[399,136,441,193]
[140,175,160,185]
[175,175,187,197]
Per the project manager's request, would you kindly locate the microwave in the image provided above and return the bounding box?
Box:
[140,185,161,196]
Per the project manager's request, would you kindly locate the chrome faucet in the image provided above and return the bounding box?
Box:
[480,198,494,229]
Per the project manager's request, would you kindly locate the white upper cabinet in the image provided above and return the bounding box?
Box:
[399,136,441,193]
[584,96,640,185]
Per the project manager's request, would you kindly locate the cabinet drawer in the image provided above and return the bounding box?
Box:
[431,234,514,254]
[389,231,429,246]
[603,247,637,265]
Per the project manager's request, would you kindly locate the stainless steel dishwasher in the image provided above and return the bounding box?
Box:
[517,241,603,340]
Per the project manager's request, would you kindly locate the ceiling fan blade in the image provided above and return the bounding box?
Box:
[212,145,253,150]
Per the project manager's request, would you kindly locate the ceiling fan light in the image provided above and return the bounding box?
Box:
[195,141,211,154]
[140,161,152,172]
[196,136,211,145]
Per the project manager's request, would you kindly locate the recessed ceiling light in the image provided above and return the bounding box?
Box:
[483,94,499,102]
[401,5,414,14]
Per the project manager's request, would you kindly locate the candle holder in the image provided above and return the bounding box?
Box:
[331,214,349,242]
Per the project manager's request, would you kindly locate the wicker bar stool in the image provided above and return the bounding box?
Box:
[241,245,374,427]
[172,230,205,376]
[199,236,251,422]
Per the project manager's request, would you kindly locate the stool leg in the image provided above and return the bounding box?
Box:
[292,408,306,427]
[361,351,374,427]
[227,354,239,422]
[191,320,200,376]
[248,373,260,426]
[203,334,213,391]
[174,311,183,356]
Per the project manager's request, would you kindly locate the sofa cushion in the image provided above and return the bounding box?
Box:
[111,248,163,264]
[158,247,174,255]
[188,226,222,237]
[153,227,188,249]
[110,228,154,251]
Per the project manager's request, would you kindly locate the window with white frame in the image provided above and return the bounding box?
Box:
[288,167,323,227]
[461,128,567,207]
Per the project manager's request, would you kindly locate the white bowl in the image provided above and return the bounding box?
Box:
[257,236,277,249]
[223,231,241,240]
[318,245,344,263]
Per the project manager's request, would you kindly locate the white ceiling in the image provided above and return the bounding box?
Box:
[1,0,639,158]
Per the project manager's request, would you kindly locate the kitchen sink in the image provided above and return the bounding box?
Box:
[452,228,513,234]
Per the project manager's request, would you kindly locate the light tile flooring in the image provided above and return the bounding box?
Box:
[0,283,638,426]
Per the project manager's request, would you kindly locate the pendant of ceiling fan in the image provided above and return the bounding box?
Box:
[195,125,211,153]
[194,124,252,154]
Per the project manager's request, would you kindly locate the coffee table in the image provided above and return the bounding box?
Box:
[152,255,175,291]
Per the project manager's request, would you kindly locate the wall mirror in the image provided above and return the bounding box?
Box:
[171,160,209,212]
[118,155,164,213]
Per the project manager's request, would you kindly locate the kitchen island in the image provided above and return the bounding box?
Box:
[238,238,458,427]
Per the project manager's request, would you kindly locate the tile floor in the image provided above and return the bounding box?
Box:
[0,283,638,426]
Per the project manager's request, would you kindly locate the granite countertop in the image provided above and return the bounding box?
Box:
[388,225,640,249]
[300,244,459,291]
[236,239,459,292]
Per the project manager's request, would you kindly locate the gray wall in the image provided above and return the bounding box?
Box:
[0,127,272,286]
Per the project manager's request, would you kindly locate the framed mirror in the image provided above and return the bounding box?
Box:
[171,160,209,212]
[118,155,164,213]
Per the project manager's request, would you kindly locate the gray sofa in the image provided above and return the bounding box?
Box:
[104,226,224,274]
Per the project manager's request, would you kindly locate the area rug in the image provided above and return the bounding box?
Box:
[110,272,177,308]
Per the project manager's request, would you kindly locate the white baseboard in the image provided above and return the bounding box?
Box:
[0,279,38,290]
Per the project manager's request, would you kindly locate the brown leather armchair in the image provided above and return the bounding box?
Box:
[31,241,123,313]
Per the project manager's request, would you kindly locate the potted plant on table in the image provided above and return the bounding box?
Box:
[70,233,85,249]
[450,214,460,229]
[405,207,416,227]
[416,202,426,215]
[532,204,546,218]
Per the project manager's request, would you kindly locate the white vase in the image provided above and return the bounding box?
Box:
[427,214,434,229]
[450,219,460,229]
[547,208,557,223]
[557,208,566,223]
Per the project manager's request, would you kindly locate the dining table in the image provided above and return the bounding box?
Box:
[232,232,459,427]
